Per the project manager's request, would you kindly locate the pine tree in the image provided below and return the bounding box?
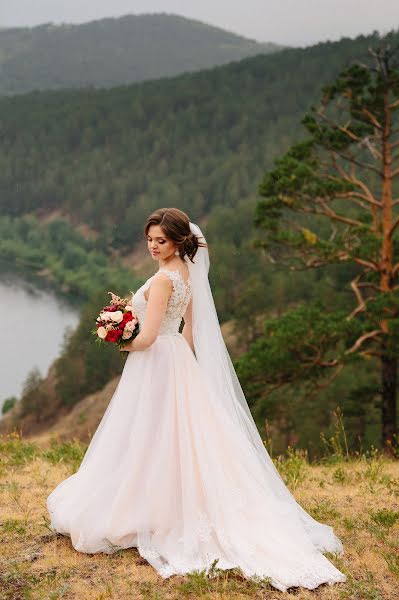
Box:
[254,38,399,452]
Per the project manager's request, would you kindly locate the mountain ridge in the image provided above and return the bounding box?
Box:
[0,13,284,95]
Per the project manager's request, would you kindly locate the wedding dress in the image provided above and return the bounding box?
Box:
[46,223,347,593]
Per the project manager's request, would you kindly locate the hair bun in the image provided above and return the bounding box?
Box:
[144,208,207,263]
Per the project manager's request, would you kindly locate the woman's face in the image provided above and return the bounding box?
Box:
[146,224,178,262]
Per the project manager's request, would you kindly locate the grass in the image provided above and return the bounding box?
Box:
[0,428,398,599]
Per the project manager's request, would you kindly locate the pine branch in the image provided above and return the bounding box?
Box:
[344,329,383,354]
[334,191,375,210]
[317,111,363,143]
[361,107,383,130]
[388,216,399,238]
[362,136,383,161]
[351,257,380,272]
[337,151,383,175]
[357,281,383,292]
[348,274,368,318]
[330,152,381,207]
[313,198,365,227]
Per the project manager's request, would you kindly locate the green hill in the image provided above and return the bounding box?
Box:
[1,29,396,252]
[1,29,398,451]
[0,13,282,95]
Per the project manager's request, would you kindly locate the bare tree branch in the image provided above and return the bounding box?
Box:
[344,329,383,354]
[333,149,383,176]
[330,152,381,207]
[317,111,363,143]
[352,257,380,272]
[388,216,399,238]
[357,281,383,292]
[313,198,366,228]
[348,275,368,318]
[361,107,383,129]
[363,137,383,161]
[335,191,375,210]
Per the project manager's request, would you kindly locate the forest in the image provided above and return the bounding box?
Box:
[0,13,280,95]
[1,27,399,457]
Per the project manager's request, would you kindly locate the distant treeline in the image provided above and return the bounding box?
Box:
[0,29,393,251]
[0,215,139,302]
[2,29,398,453]
[0,13,281,95]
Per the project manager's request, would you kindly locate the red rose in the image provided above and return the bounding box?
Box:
[105,329,122,343]
[121,312,133,326]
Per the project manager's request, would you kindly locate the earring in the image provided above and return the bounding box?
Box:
[174,250,179,256]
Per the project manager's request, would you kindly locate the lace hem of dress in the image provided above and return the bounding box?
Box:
[137,507,347,591]
[134,493,346,592]
[48,490,346,592]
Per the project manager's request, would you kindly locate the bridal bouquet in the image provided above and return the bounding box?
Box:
[92,291,139,349]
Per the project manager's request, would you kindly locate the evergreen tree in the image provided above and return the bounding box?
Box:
[251,39,399,453]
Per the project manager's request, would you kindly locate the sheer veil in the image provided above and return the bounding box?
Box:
[185,221,345,553]
[185,222,270,459]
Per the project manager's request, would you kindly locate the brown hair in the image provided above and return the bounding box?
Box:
[144,207,207,263]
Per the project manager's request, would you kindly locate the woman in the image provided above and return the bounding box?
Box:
[47,207,347,592]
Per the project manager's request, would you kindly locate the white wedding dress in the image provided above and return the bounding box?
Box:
[47,266,347,593]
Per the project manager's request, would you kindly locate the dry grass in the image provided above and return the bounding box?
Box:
[0,431,398,600]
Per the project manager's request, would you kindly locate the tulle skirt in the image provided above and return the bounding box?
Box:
[46,332,346,592]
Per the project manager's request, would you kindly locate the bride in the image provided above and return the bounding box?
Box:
[46,207,347,592]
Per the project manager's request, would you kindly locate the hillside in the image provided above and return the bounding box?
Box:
[1,29,396,253]
[1,431,398,598]
[0,13,282,95]
[0,318,240,441]
[2,29,399,451]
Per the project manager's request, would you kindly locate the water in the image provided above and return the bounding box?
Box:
[0,274,80,415]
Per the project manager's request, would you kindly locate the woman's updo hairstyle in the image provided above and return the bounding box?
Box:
[144,207,207,263]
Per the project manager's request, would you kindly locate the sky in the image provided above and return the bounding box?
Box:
[0,1,398,46]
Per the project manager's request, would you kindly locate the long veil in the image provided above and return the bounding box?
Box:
[185,221,344,553]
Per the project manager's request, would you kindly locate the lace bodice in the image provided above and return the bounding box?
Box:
[132,268,192,336]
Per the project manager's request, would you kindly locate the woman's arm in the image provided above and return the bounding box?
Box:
[122,274,172,352]
[182,297,194,353]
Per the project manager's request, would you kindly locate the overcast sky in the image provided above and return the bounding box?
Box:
[1,1,398,46]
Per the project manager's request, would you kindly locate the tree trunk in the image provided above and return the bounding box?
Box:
[379,85,397,455]
[380,350,398,453]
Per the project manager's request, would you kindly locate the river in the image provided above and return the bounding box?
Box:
[0,273,80,416]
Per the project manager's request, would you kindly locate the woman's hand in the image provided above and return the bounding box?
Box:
[120,341,134,352]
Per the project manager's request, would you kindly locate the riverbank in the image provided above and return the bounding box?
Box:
[0,214,139,304]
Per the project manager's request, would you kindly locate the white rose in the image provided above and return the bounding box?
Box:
[97,326,107,339]
[110,310,123,323]
[100,311,113,322]
[124,321,135,333]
